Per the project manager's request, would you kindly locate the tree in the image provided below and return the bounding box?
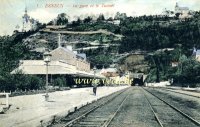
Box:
[175,13,182,19]
[97,14,105,21]
[56,13,69,25]
[114,12,127,20]
[72,18,81,27]
[53,77,67,87]
[107,17,113,21]
[83,16,92,23]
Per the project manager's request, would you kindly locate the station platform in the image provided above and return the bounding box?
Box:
[0,86,129,127]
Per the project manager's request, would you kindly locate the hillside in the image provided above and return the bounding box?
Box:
[118,53,148,73]
[1,12,200,89]
[21,11,200,66]
[119,12,200,53]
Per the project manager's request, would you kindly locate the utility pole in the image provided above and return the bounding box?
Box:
[155,56,160,83]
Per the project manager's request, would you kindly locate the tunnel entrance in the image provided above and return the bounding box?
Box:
[132,74,144,86]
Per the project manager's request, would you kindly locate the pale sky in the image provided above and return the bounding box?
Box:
[0,0,200,36]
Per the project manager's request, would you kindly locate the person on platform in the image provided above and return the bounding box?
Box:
[93,85,97,96]
[92,80,99,96]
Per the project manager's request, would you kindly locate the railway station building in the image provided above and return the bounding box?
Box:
[11,34,104,87]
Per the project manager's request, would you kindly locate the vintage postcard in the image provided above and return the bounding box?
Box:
[0,0,200,127]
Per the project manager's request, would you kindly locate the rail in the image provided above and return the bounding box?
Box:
[62,88,129,127]
[142,87,200,126]
[142,88,164,127]
[160,88,200,98]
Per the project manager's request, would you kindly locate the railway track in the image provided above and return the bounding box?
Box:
[159,88,200,98]
[50,87,200,127]
[142,87,200,127]
[50,87,131,127]
[143,90,164,127]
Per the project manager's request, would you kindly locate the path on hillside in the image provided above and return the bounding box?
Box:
[75,44,120,51]
[41,29,123,38]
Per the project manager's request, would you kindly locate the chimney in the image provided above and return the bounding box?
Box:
[58,33,61,48]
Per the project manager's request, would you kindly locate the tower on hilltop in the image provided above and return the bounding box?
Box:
[22,7,38,32]
[175,2,179,12]
[22,7,31,32]
[174,2,191,18]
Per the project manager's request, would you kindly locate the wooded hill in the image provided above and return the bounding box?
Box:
[1,11,200,91]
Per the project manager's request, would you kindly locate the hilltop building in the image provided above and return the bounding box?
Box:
[22,7,38,32]
[175,2,189,14]
[174,2,193,18]
[162,2,193,18]
[15,7,38,32]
